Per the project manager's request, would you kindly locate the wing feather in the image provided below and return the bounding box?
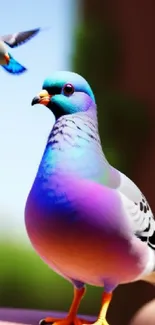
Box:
[0,27,41,48]
[117,171,155,249]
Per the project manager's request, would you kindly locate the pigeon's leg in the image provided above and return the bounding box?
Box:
[39,286,90,325]
[86,292,112,325]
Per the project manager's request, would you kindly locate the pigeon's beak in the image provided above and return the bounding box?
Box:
[4,53,10,65]
[31,90,52,106]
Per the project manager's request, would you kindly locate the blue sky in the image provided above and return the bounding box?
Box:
[0,0,80,242]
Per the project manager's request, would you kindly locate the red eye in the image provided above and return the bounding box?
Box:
[63,83,74,96]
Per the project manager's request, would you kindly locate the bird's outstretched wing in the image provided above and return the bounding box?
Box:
[0,27,41,48]
[2,54,27,74]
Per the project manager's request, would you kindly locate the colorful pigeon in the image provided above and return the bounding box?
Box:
[0,27,45,74]
[25,71,155,325]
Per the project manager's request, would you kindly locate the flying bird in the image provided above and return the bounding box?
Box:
[25,71,155,325]
[0,27,44,74]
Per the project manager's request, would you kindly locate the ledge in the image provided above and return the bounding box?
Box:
[0,309,96,325]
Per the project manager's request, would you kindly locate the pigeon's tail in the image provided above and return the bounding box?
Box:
[141,247,155,285]
[142,272,155,284]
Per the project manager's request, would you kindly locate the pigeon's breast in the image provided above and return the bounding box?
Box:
[25,174,147,287]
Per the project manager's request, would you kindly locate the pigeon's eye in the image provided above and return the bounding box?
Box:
[63,83,74,96]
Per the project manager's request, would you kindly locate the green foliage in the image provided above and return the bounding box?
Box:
[72,20,149,175]
[0,242,102,315]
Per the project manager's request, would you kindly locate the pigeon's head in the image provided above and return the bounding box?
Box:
[0,41,10,65]
[31,71,96,119]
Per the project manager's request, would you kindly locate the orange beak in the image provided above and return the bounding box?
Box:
[31,90,52,106]
[4,53,10,65]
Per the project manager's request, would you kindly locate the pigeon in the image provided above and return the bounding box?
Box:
[0,27,44,74]
[25,71,155,325]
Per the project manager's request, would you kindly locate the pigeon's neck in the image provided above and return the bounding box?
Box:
[47,111,101,150]
[36,111,110,181]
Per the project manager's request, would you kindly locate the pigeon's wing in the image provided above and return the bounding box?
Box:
[115,170,155,250]
[2,54,27,74]
[1,27,41,48]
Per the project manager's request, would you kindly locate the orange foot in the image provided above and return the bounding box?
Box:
[39,316,92,325]
[39,287,89,325]
[83,292,112,325]
[39,290,112,325]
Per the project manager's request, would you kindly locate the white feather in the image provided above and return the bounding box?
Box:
[117,171,155,250]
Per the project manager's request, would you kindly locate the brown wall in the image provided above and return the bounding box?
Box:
[84,0,155,207]
[83,1,155,324]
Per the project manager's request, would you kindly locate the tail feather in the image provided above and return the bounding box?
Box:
[142,272,155,284]
[2,54,27,74]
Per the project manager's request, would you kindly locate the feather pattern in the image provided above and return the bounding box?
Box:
[117,172,155,250]
[44,110,121,189]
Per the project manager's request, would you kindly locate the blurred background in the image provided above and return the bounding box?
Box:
[0,1,155,325]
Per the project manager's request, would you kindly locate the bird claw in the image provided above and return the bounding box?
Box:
[39,320,46,325]
[39,320,49,325]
